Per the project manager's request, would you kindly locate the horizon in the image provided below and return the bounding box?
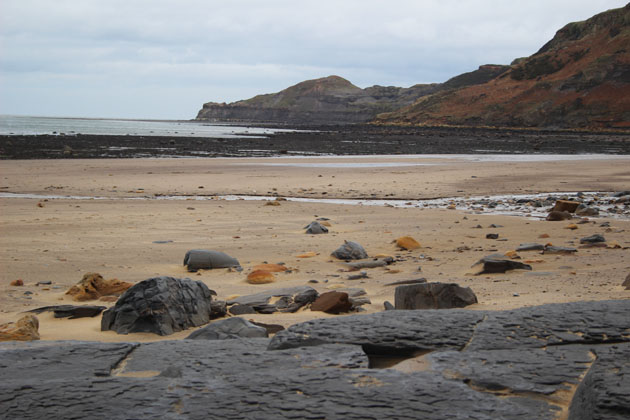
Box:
[1,0,626,120]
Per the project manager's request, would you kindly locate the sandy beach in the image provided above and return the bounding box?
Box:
[1,155,629,342]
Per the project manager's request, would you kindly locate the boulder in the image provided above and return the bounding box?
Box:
[101,276,215,336]
[546,211,572,221]
[65,272,133,302]
[183,250,240,272]
[27,305,106,319]
[227,286,318,314]
[395,282,478,310]
[580,234,606,244]
[575,204,599,216]
[0,315,39,341]
[331,241,368,260]
[310,291,353,314]
[186,317,268,340]
[246,270,276,284]
[305,221,329,234]
[551,200,581,213]
[477,259,532,274]
[396,236,421,250]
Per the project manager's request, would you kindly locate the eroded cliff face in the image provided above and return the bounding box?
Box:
[376,4,630,129]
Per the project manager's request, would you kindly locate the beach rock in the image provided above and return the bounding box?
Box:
[246,270,276,284]
[65,272,133,302]
[395,282,478,310]
[485,233,499,239]
[27,305,106,319]
[331,241,368,260]
[565,224,579,230]
[311,291,352,314]
[227,286,318,314]
[546,210,572,221]
[543,246,578,254]
[575,204,599,216]
[186,317,268,340]
[305,221,329,234]
[183,249,240,272]
[623,273,630,290]
[478,259,532,274]
[343,257,393,271]
[395,236,421,250]
[101,276,215,336]
[229,304,256,315]
[252,263,287,272]
[552,200,581,213]
[10,279,23,286]
[0,315,39,341]
[516,243,545,251]
[580,234,606,244]
[210,300,227,319]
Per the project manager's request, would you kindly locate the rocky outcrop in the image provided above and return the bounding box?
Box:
[65,272,132,301]
[1,300,629,419]
[101,276,216,335]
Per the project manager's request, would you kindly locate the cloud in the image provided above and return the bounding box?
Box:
[0,0,626,118]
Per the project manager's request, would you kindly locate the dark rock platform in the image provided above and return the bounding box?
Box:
[1,300,629,419]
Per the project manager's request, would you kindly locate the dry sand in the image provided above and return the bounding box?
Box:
[1,155,629,342]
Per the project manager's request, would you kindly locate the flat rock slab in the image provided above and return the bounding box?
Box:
[1,300,629,419]
[227,286,318,314]
[27,305,106,319]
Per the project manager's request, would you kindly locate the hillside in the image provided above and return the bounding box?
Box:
[376,4,630,129]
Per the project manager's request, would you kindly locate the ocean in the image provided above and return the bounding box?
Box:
[0,115,294,138]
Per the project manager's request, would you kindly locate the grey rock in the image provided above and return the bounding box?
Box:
[186,317,268,340]
[623,273,630,290]
[385,278,428,286]
[349,296,371,308]
[210,300,227,319]
[183,249,240,272]
[227,286,318,314]
[546,210,572,221]
[476,259,532,274]
[543,245,578,254]
[486,233,499,239]
[347,271,369,280]
[516,243,545,251]
[331,240,368,260]
[27,305,106,319]
[383,301,395,310]
[101,276,214,336]
[579,234,606,244]
[612,190,630,197]
[575,204,599,216]
[229,304,256,315]
[304,221,328,234]
[472,253,510,266]
[394,282,478,309]
[343,257,393,271]
[249,321,285,335]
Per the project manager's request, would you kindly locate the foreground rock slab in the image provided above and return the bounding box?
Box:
[1,300,629,419]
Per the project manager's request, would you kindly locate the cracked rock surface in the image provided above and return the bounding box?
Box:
[1,300,629,419]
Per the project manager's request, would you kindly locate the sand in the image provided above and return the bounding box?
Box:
[1,155,629,343]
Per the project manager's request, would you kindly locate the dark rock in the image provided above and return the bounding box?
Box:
[477,259,532,274]
[622,273,630,290]
[343,257,393,271]
[612,190,630,197]
[101,276,215,336]
[227,286,318,314]
[27,305,106,319]
[383,301,395,310]
[210,300,227,319]
[516,243,545,251]
[248,321,285,335]
[385,278,428,286]
[552,200,581,213]
[575,204,599,216]
[229,304,256,315]
[336,288,367,297]
[546,210,572,221]
[394,282,478,309]
[186,317,268,340]
[311,291,353,314]
[183,249,240,272]
[485,233,499,239]
[331,240,368,260]
[579,234,606,244]
[35,280,52,286]
[304,221,328,234]
[543,245,578,254]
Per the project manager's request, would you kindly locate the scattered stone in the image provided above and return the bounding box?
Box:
[383,301,395,310]
[152,240,173,244]
[229,304,256,315]
[65,272,133,302]
[395,236,421,250]
[349,296,371,308]
[101,276,215,336]
[385,278,428,286]
[546,210,572,221]
[297,252,318,258]
[305,221,329,234]
[516,243,545,251]
[613,190,630,197]
[347,271,369,280]
[394,282,478,309]
[486,233,499,239]
[504,250,518,258]
[311,292,352,314]
[307,279,319,284]
[184,249,240,272]
[552,200,580,213]
[488,224,503,228]
[227,286,318,314]
[539,233,550,238]
[580,234,606,244]
[210,300,227,319]
[265,201,281,206]
[10,279,23,286]
[331,241,368,260]
[543,246,578,254]
[27,305,106,319]
[186,317,268,340]
[343,257,393,271]
[0,315,39,341]
[477,259,532,274]
[252,263,287,273]
[565,224,578,230]
[36,280,52,286]
[623,273,630,290]
[575,204,599,216]
[247,270,276,284]
[248,320,285,335]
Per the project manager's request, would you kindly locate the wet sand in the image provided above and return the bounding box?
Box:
[1,155,629,342]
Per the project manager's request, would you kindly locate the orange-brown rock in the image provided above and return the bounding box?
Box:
[396,236,421,250]
[246,270,276,284]
[10,279,24,286]
[265,201,281,206]
[310,291,352,314]
[552,200,581,213]
[538,233,550,239]
[296,252,318,258]
[0,315,40,341]
[65,272,133,302]
[252,264,288,273]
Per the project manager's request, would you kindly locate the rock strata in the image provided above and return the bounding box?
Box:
[101,276,215,335]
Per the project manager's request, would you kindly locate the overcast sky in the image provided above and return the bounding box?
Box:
[0,0,626,120]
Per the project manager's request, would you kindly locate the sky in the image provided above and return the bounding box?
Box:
[0,0,626,120]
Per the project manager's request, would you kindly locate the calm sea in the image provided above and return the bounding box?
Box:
[0,115,295,138]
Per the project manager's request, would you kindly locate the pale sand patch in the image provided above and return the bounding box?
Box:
[0,156,629,342]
